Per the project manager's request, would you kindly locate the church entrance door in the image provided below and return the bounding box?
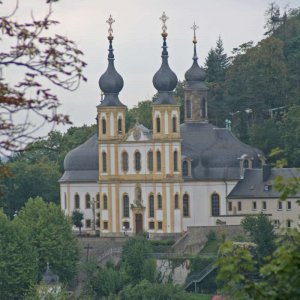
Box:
[135,214,143,234]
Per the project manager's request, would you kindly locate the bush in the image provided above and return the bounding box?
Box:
[206,230,217,242]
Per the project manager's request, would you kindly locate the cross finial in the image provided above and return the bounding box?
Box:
[160,12,169,34]
[191,22,199,43]
[106,14,115,38]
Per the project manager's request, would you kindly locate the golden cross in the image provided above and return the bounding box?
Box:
[191,22,199,41]
[160,12,169,33]
[106,14,115,37]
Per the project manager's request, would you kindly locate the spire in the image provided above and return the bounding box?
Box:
[98,15,125,107]
[152,12,178,105]
[192,22,199,62]
[184,22,207,89]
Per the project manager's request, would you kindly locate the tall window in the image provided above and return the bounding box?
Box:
[96,193,100,209]
[156,150,161,172]
[243,159,249,169]
[183,194,189,217]
[102,152,107,173]
[74,193,80,209]
[122,151,129,172]
[157,194,162,209]
[172,116,177,132]
[174,194,179,209]
[182,161,188,176]
[85,193,91,209]
[149,194,154,218]
[103,194,108,210]
[156,117,161,133]
[173,150,178,172]
[211,193,220,216]
[123,195,129,218]
[102,118,106,134]
[147,151,153,171]
[186,100,191,119]
[135,151,141,171]
[118,118,122,133]
[64,193,67,209]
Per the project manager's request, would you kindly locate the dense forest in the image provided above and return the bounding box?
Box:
[1,3,300,216]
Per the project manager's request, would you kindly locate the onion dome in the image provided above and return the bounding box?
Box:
[153,12,178,105]
[98,15,125,107]
[184,22,207,90]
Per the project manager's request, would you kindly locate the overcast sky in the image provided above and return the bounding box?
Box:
[3,0,299,133]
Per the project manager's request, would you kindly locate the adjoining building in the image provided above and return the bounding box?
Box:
[225,166,300,229]
[59,14,298,235]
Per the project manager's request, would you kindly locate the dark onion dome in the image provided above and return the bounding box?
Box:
[181,122,263,180]
[98,23,125,107]
[184,34,208,90]
[59,134,99,182]
[152,32,178,105]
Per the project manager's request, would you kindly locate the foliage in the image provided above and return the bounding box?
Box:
[216,241,258,300]
[0,209,38,299]
[241,213,276,265]
[206,230,217,242]
[121,235,155,283]
[85,262,129,298]
[25,284,69,300]
[14,197,79,283]
[119,279,196,300]
[72,210,84,235]
[0,1,86,153]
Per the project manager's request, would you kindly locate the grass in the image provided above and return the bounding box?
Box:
[200,239,220,254]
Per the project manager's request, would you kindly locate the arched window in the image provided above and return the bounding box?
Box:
[174,150,178,172]
[172,116,177,132]
[123,195,129,218]
[103,194,108,210]
[174,194,179,209]
[85,193,91,209]
[157,194,162,209]
[102,118,106,134]
[122,151,129,172]
[118,118,122,133]
[182,161,188,176]
[102,152,107,173]
[211,193,220,216]
[147,151,153,171]
[156,117,161,133]
[186,100,191,119]
[96,193,100,209]
[149,194,154,218]
[201,98,206,118]
[74,193,80,209]
[135,151,141,171]
[183,194,189,217]
[243,159,249,169]
[64,193,67,209]
[156,150,161,172]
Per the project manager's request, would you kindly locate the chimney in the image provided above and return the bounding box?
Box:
[263,165,271,182]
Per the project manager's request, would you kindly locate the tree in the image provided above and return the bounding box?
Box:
[205,37,229,126]
[121,235,155,284]
[0,209,38,299]
[72,210,84,235]
[126,100,152,131]
[14,197,79,283]
[241,213,276,266]
[0,1,86,154]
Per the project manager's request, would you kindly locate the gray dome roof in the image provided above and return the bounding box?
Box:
[181,123,263,180]
[153,35,178,105]
[185,60,206,82]
[64,134,98,171]
[98,38,125,107]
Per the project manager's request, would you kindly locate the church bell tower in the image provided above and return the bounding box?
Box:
[184,22,208,123]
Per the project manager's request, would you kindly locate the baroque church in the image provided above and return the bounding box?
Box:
[59,13,265,235]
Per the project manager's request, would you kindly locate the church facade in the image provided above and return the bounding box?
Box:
[59,14,265,235]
